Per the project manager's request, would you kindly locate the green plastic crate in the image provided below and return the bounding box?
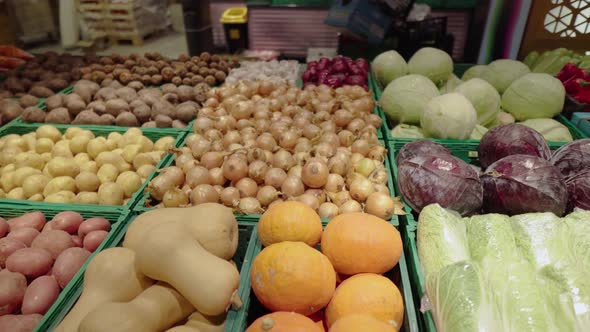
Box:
[37,211,258,332]
[0,123,186,212]
[0,203,133,332]
[226,219,419,332]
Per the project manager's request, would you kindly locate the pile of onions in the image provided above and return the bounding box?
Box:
[146,80,399,220]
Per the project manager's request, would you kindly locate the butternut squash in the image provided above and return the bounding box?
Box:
[123,203,238,260]
[135,222,241,316]
[185,311,226,332]
[78,282,194,332]
[55,248,153,332]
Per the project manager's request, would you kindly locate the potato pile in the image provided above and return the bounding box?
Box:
[146,81,399,220]
[0,211,111,329]
[22,80,210,128]
[76,52,235,87]
[0,51,98,99]
[0,125,175,205]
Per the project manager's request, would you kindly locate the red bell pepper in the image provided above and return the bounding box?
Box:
[557,62,585,82]
[576,89,590,104]
[564,78,590,96]
[0,46,33,60]
[0,56,25,69]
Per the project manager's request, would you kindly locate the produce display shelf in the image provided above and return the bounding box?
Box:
[0,203,133,332]
[225,219,419,332]
[0,123,187,213]
[133,139,400,226]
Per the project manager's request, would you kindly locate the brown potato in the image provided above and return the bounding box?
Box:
[72,110,101,125]
[45,107,72,124]
[115,112,140,127]
[87,101,106,114]
[22,276,60,314]
[0,270,27,315]
[105,98,129,116]
[53,247,91,288]
[94,87,116,101]
[115,87,137,103]
[22,106,47,123]
[98,114,115,125]
[8,211,46,232]
[45,94,64,111]
[19,95,39,108]
[31,230,75,259]
[29,86,54,98]
[155,114,173,128]
[7,228,40,247]
[6,247,53,278]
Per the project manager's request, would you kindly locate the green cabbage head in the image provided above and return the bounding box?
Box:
[501,73,565,121]
[408,47,454,86]
[372,50,408,87]
[519,118,573,142]
[381,74,439,124]
[421,93,477,139]
[454,78,501,126]
[480,59,531,93]
[462,65,488,81]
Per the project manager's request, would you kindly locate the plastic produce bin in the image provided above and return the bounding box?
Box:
[220,7,248,54]
[225,221,419,332]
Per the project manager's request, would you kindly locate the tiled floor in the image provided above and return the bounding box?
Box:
[27,31,189,58]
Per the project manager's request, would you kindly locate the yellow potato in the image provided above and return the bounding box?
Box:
[132,153,157,169]
[116,171,142,198]
[44,191,75,203]
[28,193,43,201]
[154,137,175,151]
[43,176,77,197]
[40,152,52,163]
[70,136,91,155]
[122,144,142,164]
[64,127,83,139]
[0,146,23,166]
[22,133,36,151]
[95,152,131,172]
[1,163,15,175]
[74,192,99,204]
[1,171,15,192]
[14,152,44,170]
[22,174,51,198]
[136,164,155,179]
[13,167,42,187]
[7,187,25,200]
[5,136,28,150]
[52,140,73,158]
[35,138,54,153]
[87,137,109,159]
[47,157,81,178]
[36,125,62,142]
[98,182,124,205]
[76,172,101,192]
[80,161,98,173]
[97,164,119,184]
[74,153,90,165]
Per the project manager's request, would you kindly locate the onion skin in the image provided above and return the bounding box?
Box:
[281,176,305,198]
[264,168,287,189]
[220,187,240,207]
[238,197,263,214]
[190,184,219,205]
[222,156,248,182]
[318,202,339,219]
[257,186,280,207]
[235,177,258,198]
[339,200,362,213]
[365,192,394,220]
[302,158,329,188]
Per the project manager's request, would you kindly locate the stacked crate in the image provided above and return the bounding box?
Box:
[78,0,109,39]
[105,0,169,46]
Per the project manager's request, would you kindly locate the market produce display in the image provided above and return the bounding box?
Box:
[417,203,590,332]
[0,51,96,99]
[225,60,300,85]
[377,48,569,142]
[302,56,370,90]
[247,203,404,331]
[75,52,236,87]
[56,204,240,332]
[396,124,585,217]
[145,81,400,220]
[0,211,112,329]
[0,125,175,205]
[21,79,210,128]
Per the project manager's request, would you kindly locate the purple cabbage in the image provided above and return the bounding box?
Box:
[478,124,551,168]
[398,153,483,215]
[550,138,590,178]
[481,154,567,216]
[566,170,590,211]
[395,140,452,166]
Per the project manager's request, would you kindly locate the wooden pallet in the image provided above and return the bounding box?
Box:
[104,1,168,46]
[108,25,168,46]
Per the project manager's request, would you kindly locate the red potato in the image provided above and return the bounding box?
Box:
[7,212,46,232]
[77,217,110,239]
[0,238,26,268]
[0,218,8,237]
[42,220,54,232]
[53,247,91,288]
[71,235,82,247]
[51,211,84,235]
[82,230,108,252]
[0,314,43,332]
[7,228,40,247]
[21,276,60,315]
[31,230,75,259]
[6,247,53,279]
[0,270,27,315]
